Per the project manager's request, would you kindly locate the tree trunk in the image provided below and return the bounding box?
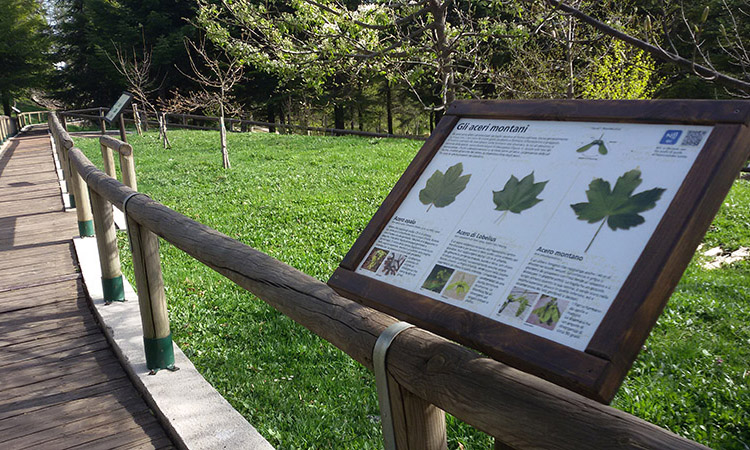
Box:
[429,0,455,109]
[566,14,576,99]
[132,103,143,136]
[357,102,365,131]
[1,90,11,117]
[158,112,171,149]
[220,104,230,169]
[278,104,286,134]
[334,104,345,135]
[267,103,276,133]
[385,80,393,135]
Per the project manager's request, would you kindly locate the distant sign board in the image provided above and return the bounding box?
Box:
[105,91,133,124]
[329,99,750,403]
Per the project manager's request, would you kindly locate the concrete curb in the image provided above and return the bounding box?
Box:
[73,237,274,450]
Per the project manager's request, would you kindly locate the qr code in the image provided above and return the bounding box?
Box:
[681,130,707,146]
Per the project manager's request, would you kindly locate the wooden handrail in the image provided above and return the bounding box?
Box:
[99,135,136,191]
[46,109,708,449]
[100,135,133,156]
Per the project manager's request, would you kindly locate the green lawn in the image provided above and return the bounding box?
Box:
[75,129,749,449]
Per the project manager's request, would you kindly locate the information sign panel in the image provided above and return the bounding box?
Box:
[329,100,750,402]
[105,91,133,124]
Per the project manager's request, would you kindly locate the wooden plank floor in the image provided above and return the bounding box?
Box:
[0,127,175,450]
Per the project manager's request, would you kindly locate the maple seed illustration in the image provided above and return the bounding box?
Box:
[576,134,608,155]
[570,169,665,253]
[419,162,471,212]
[492,172,548,224]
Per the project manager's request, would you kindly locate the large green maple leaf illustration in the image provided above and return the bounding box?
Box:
[492,172,548,224]
[419,162,471,211]
[570,169,665,252]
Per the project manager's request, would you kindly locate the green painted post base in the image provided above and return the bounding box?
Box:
[144,334,176,372]
[101,276,125,303]
[78,220,94,237]
[69,194,76,208]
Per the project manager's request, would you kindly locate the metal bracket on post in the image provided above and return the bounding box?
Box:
[374,321,415,450]
[122,192,149,252]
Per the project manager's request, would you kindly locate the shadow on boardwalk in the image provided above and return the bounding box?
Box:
[0,127,175,449]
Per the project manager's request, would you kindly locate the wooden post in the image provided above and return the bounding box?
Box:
[100,108,107,135]
[100,142,117,178]
[119,114,128,142]
[68,152,94,236]
[119,145,137,191]
[388,378,447,450]
[126,213,175,371]
[132,104,142,136]
[61,114,68,132]
[89,188,125,302]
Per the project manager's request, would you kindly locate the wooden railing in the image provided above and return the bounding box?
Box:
[18,110,49,127]
[60,107,427,140]
[1,115,17,143]
[47,111,708,450]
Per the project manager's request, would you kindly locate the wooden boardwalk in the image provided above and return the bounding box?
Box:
[0,127,175,449]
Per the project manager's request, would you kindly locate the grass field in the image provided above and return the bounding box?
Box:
[75,129,749,449]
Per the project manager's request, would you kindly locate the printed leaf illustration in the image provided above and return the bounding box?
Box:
[576,134,608,155]
[492,172,548,224]
[446,280,470,295]
[571,169,665,252]
[498,293,531,316]
[419,162,471,211]
[532,299,561,326]
[515,297,530,317]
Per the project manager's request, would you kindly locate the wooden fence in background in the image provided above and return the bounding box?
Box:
[48,111,708,450]
[60,107,427,140]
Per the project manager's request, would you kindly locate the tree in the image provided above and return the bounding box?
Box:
[539,0,750,97]
[195,0,520,117]
[110,40,172,148]
[52,0,199,107]
[170,36,244,169]
[581,39,660,99]
[0,0,51,115]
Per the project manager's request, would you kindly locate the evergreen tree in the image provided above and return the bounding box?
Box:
[52,0,198,107]
[0,0,52,115]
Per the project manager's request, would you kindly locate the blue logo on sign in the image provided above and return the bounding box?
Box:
[660,130,682,145]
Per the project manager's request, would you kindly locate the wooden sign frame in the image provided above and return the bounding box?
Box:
[105,91,134,124]
[329,99,750,403]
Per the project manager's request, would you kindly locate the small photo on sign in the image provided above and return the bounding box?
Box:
[378,252,407,277]
[442,271,477,301]
[421,264,455,294]
[361,248,388,272]
[497,286,539,321]
[526,295,568,331]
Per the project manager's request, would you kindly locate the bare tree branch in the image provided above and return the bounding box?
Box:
[543,0,750,93]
